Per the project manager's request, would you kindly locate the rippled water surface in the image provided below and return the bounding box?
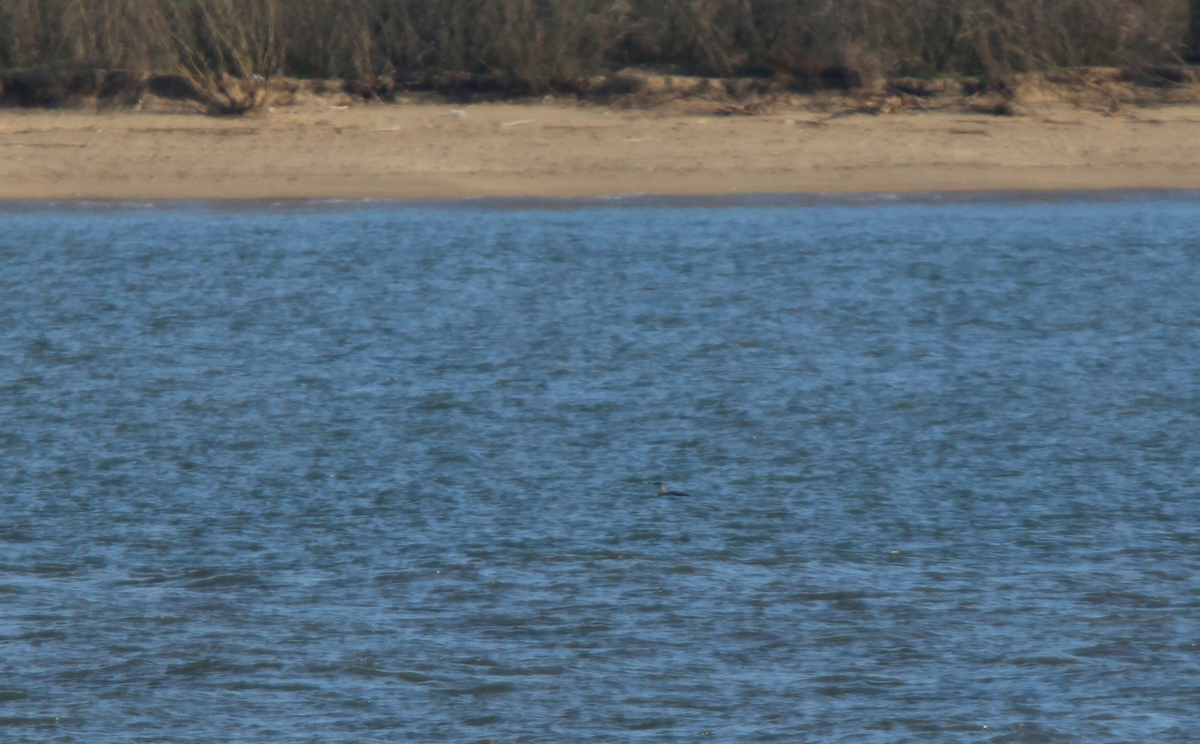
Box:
[2,197,1200,742]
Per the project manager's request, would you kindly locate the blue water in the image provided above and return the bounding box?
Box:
[2,196,1199,742]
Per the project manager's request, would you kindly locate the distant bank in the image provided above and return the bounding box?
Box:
[3,85,1200,201]
[2,0,1200,116]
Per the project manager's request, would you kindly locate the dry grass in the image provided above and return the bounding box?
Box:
[715,97,779,116]
[0,0,1197,115]
[159,0,283,114]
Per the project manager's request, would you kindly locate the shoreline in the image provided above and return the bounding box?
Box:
[4,98,1200,201]
[4,188,1200,211]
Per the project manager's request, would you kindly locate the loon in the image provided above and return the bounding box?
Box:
[654,481,692,497]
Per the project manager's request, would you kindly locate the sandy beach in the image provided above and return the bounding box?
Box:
[3,96,1200,200]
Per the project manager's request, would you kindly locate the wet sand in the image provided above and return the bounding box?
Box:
[3,99,1200,200]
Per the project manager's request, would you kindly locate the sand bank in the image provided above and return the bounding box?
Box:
[3,97,1200,201]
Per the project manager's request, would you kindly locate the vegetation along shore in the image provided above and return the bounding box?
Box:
[3,0,1200,198]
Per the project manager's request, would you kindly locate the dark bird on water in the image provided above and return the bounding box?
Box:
[654,481,691,497]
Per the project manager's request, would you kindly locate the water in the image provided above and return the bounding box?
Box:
[2,196,1199,743]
